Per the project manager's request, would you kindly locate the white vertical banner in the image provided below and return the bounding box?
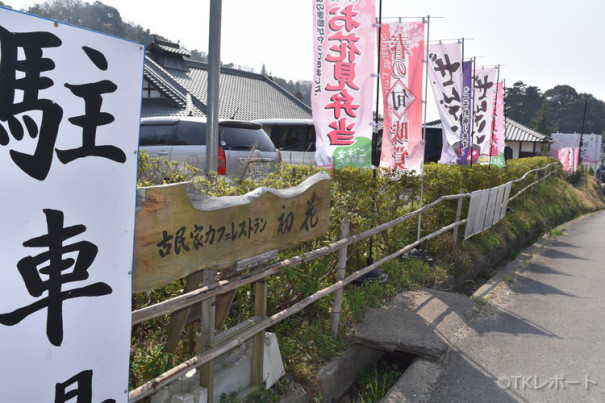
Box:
[472,67,498,164]
[427,42,463,165]
[0,8,143,401]
[312,0,375,169]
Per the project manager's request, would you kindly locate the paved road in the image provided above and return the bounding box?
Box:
[424,211,605,402]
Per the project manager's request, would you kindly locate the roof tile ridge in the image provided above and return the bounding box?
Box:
[505,117,547,139]
[145,56,208,114]
[261,76,312,112]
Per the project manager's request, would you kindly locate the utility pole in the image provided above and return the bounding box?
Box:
[578,99,587,165]
[206,0,222,174]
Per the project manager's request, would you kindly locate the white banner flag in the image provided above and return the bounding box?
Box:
[473,67,498,164]
[427,42,463,165]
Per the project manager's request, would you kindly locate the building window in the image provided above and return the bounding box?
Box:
[142,79,163,99]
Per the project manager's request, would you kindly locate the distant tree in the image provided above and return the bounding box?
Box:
[1,1,11,8]
[261,64,267,76]
[190,50,207,62]
[504,81,543,127]
[532,103,556,135]
[28,0,82,24]
[542,85,583,133]
[575,95,605,135]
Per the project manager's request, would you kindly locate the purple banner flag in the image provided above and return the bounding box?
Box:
[459,60,473,165]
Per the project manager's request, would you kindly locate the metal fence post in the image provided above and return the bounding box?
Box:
[331,219,350,337]
[452,190,464,245]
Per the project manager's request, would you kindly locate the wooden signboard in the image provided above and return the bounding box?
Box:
[133,172,332,292]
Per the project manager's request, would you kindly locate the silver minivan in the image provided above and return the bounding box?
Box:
[139,117,281,178]
[252,119,317,166]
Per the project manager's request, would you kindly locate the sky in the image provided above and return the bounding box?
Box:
[4,0,605,121]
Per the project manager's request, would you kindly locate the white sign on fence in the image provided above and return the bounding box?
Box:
[465,182,513,240]
[473,189,491,235]
[0,8,143,402]
[483,187,500,230]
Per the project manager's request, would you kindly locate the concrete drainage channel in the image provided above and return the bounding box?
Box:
[280,345,417,403]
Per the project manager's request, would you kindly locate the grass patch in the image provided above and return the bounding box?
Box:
[345,352,414,402]
[471,296,488,307]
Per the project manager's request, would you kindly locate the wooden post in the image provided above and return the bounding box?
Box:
[452,190,464,245]
[251,279,268,386]
[164,270,204,354]
[198,270,217,400]
[331,219,350,337]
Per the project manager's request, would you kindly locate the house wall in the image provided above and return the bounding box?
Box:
[505,141,545,159]
[507,141,520,158]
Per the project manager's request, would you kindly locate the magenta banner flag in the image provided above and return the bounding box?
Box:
[472,67,498,164]
[427,42,462,165]
[312,0,376,169]
[378,21,425,172]
[490,82,506,167]
[558,147,579,174]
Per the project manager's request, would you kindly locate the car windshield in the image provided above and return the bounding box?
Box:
[220,126,275,151]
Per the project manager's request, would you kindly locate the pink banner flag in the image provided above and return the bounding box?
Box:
[312,0,376,169]
[490,81,506,167]
[379,21,425,172]
[427,42,462,165]
[558,147,579,174]
[473,67,498,165]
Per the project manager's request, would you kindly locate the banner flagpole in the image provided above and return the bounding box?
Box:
[367,0,383,268]
[417,15,430,242]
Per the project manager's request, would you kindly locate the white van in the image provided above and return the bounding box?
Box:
[253,119,317,166]
[140,117,281,178]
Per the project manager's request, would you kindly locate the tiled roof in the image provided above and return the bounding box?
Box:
[142,42,312,121]
[148,39,191,57]
[140,98,204,118]
[504,118,551,143]
[420,118,552,143]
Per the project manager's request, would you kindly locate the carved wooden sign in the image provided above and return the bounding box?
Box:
[133,172,332,292]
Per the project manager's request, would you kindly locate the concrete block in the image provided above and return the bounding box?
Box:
[317,344,385,403]
[263,332,286,388]
[148,332,285,403]
[191,385,208,403]
[170,393,194,403]
[150,388,170,403]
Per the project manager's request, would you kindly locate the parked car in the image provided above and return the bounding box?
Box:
[252,119,317,166]
[253,118,443,167]
[139,117,281,178]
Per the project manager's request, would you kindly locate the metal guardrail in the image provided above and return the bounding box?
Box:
[129,162,559,401]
